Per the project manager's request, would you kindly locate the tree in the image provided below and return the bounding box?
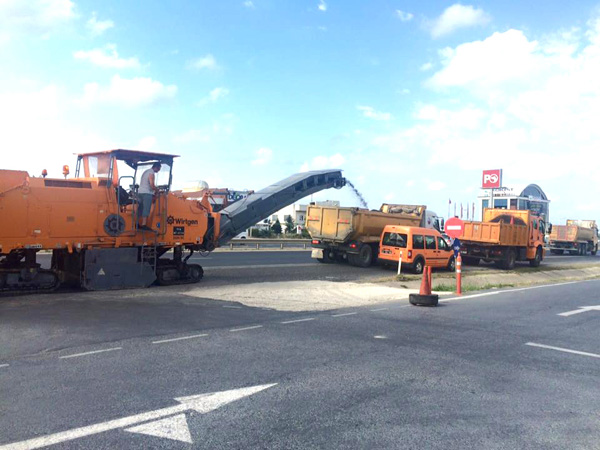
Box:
[271,218,282,235]
[284,216,296,234]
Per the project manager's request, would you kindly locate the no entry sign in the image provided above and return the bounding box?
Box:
[445,217,464,238]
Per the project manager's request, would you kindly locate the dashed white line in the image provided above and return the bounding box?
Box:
[280,318,315,324]
[0,364,9,368]
[369,307,389,312]
[525,342,600,359]
[331,312,358,317]
[152,334,208,344]
[229,325,263,332]
[60,347,122,359]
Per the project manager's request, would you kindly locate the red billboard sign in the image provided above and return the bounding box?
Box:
[482,169,502,189]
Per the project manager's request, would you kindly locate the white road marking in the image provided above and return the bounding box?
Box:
[60,347,122,359]
[229,325,263,332]
[0,384,277,450]
[369,307,389,312]
[373,335,387,339]
[558,306,600,317]
[280,318,315,324]
[525,342,600,359]
[441,280,591,303]
[0,364,9,368]
[152,334,208,344]
[125,414,192,443]
[331,312,357,317]
[222,306,242,309]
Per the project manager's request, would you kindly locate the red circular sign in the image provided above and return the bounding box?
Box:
[445,217,465,239]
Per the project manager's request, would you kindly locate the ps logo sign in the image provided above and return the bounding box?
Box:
[482,169,502,189]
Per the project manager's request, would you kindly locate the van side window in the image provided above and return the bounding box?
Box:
[425,235,436,250]
[437,237,449,251]
[413,235,425,249]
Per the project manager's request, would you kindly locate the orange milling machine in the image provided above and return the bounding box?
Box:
[0,149,345,294]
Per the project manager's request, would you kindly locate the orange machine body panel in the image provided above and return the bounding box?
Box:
[0,157,219,255]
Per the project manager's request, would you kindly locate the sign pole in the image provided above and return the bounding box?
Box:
[397,251,403,275]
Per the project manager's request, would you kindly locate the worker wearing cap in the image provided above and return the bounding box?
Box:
[137,162,161,231]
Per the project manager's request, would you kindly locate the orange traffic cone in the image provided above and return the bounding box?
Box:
[419,267,431,295]
[411,265,438,307]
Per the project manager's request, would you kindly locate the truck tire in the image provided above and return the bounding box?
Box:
[462,256,480,266]
[354,244,373,268]
[550,249,563,255]
[317,249,334,263]
[502,248,516,270]
[592,245,598,256]
[447,256,456,272]
[412,257,424,274]
[529,247,542,267]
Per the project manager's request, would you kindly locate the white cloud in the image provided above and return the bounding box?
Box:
[428,30,539,90]
[430,4,491,38]
[74,45,140,69]
[243,1,255,8]
[420,62,433,71]
[79,75,177,108]
[173,120,234,145]
[300,153,345,172]
[197,87,230,106]
[186,54,219,70]
[0,0,76,40]
[318,0,327,12]
[251,147,273,166]
[173,129,211,145]
[428,181,446,191]
[357,105,392,121]
[396,10,413,22]
[86,12,114,36]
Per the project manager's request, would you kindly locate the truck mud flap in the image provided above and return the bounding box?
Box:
[83,248,156,290]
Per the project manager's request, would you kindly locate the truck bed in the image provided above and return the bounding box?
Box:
[461,221,528,247]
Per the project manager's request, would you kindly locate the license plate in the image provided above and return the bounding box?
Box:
[311,249,323,259]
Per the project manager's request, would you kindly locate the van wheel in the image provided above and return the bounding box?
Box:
[355,244,373,268]
[413,257,424,274]
[529,247,542,267]
[447,256,456,272]
[502,248,516,270]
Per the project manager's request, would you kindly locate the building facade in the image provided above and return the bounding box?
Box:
[478,184,550,222]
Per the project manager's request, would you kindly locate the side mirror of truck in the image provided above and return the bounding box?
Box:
[547,223,552,234]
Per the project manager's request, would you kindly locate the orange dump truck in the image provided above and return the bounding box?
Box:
[549,220,598,255]
[458,209,547,269]
[306,204,442,267]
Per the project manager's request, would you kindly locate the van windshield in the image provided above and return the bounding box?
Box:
[382,232,407,248]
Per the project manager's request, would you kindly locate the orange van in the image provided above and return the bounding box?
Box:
[378,225,455,274]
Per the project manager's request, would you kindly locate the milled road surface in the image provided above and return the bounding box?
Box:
[1,277,599,449]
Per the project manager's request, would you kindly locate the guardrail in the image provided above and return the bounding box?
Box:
[227,238,312,250]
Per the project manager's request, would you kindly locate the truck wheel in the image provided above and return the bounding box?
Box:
[413,257,424,274]
[317,250,333,263]
[447,256,456,272]
[592,245,598,256]
[355,244,373,268]
[529,247,542,267]
[462,256,480,266]
[502,248,516,270]
[550,249,563,255]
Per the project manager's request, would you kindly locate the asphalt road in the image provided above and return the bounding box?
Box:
[1,279,599,449]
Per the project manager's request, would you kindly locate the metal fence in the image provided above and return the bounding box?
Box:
[227,238,311,250]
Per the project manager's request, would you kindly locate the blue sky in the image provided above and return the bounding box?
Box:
[1,0,599,224]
